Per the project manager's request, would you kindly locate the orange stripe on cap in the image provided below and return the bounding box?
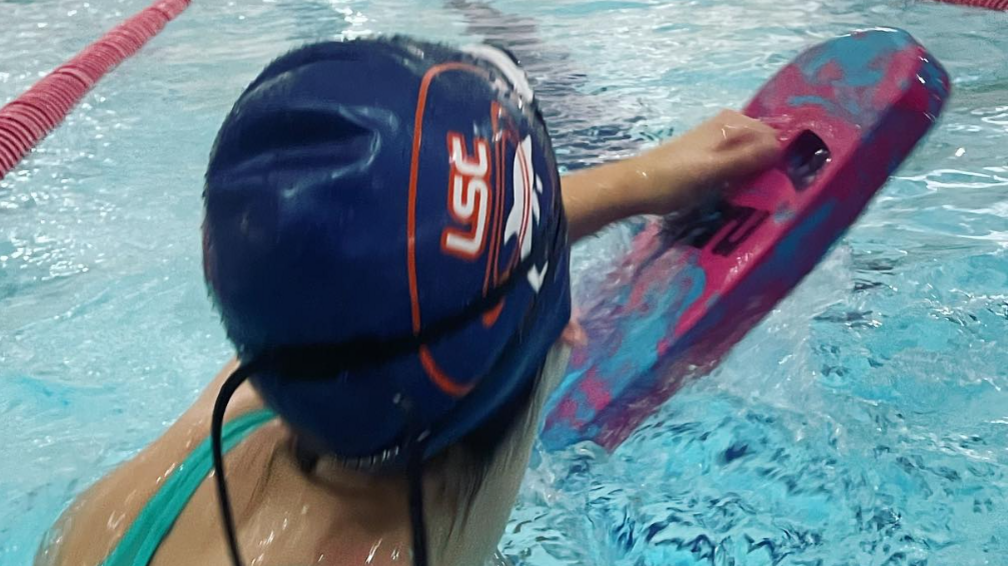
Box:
[420,346,475,397]
[483,101,502,294]
[406,61,489,396]
[481,299,505,328]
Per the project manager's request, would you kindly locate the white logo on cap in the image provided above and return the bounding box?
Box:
[461,44,535,107]
[503,135,548,292]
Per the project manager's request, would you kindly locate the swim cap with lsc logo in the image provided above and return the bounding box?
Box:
[202,36,570,565]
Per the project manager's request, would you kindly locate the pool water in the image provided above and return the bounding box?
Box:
[2,0,1007,564]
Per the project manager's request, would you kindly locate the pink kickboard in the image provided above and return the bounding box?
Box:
[541,28,950,452]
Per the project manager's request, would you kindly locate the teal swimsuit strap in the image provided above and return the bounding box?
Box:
[101,409,277,566]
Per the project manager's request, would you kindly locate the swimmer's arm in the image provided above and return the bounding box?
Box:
[36,360,261,566]
[562,110,782,242]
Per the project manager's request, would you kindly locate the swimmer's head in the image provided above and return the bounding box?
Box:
[202,36,569,471]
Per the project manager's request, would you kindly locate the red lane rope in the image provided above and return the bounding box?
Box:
[0,0,192,180]
[934,0,1008,9]
[1,0,999,180]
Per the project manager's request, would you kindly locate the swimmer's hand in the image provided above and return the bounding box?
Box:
[634,109,783,213]
[563,110,781,241]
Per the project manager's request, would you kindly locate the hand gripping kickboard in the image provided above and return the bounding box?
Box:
[541,28,950,452]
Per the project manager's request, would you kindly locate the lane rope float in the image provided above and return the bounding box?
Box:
[0,0,193,179]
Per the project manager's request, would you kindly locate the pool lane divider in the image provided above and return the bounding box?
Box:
[935,0,1008,9]
[0,0,193,179]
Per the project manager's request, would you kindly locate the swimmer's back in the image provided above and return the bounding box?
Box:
[38,361,413,566]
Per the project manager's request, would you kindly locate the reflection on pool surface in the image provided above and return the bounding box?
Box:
[2,0,1007,564]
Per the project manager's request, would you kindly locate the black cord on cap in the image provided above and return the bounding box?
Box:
[212,363,433,566]
[211,362,260,566]
[407,445,430,566]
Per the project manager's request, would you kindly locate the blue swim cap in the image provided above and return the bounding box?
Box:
[203,37,570,467]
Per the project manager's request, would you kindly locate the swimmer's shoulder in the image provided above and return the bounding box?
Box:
[35,360,265,566]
